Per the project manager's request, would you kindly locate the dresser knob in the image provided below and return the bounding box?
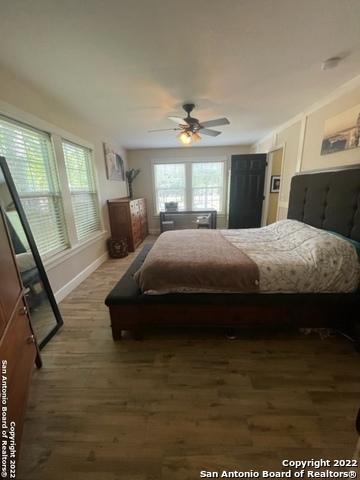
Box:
[19,306,27,316]
[26,335,35,344]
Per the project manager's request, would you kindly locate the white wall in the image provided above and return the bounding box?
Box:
[276,121,302,218]
[253,75,360,218]
[128,145,251,232]
[0,68,128,299]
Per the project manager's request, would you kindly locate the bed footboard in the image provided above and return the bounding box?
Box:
[105,245,360,341]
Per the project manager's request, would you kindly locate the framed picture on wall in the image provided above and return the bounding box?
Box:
[270,175,281,193]
[103,142,125,181]
[321,104,360,155]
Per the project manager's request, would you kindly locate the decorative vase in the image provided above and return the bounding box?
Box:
[125,169,140,200]
[128,181,133,199]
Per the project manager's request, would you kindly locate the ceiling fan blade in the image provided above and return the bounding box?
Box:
[199,128,221,137]
[168,116,189,126]
[200,117,230,128]
[148,128,181,133]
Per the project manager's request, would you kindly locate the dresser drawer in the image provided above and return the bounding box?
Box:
[0,213,22,335]
[133,226,141,242]
[130,200,139,213]
[0,299,37,457]
[7,333,37,456]
[0,300,36,384]
[141,223,148,238]
[131,215,140,231]
[133,235,142,249]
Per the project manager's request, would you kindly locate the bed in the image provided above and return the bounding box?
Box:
[105,165,360,341]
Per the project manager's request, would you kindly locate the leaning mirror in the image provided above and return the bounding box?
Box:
[0,156,63,348]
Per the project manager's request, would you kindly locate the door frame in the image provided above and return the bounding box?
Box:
[261,144,286,226]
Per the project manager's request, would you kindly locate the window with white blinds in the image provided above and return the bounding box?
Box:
[62,140,100,242]
[153,160,225,214]
[192,162,225,211]
[154,163,186,213]
[0,116,68,256]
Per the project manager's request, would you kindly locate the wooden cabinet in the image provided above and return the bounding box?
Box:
[0,208,40,466]
[107,198,148,252]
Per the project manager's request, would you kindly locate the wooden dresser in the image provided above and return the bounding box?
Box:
[0,208,40,469]
[107,198,148,252]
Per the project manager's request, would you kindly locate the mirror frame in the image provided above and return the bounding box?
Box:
[0,156,63,349]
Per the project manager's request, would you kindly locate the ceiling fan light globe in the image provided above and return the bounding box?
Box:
[178,131,192,145]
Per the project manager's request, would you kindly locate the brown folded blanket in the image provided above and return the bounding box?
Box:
[134,230,260,294]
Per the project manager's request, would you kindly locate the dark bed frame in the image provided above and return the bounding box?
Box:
[105,165,360,341]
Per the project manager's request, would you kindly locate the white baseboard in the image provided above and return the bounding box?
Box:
[54,252,108,303]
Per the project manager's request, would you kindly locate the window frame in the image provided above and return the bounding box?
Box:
[0,102,105,268]
[50,134,104,257]
[0,115,70,258]
[151,157,227,216]
[61,138,102,244]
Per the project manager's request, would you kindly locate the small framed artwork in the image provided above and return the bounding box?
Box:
[321,104,360,155]
[103,142,125,181]
[270,175,281,193]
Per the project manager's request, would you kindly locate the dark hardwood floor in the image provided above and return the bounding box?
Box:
[18,241,360,479]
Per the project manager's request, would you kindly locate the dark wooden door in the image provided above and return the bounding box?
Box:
[228,154,267,228]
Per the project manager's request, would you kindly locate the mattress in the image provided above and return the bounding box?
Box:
[134,220,360,295]
[222,219,360,293]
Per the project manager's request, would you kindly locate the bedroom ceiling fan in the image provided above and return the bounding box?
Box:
[148,103,230,145]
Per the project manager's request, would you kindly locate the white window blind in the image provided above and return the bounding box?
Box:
[192,162,224,211]
[62,140,100,242]
[0,116,68,256]
[154,163,186,213]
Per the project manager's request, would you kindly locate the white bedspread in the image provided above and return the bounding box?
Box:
[221,220,360,293]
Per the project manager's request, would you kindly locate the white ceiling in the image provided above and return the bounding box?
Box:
[1,0,360,149]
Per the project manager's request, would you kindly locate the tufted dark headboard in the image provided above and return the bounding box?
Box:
[287,165,360,242]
